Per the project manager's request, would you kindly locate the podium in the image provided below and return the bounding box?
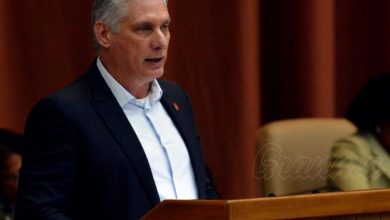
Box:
[142,188,390,219]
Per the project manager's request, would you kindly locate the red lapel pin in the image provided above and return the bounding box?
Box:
[173,102,180,112]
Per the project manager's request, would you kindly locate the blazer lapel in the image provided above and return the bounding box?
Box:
[86,64,160,205]
[159,84,207,199]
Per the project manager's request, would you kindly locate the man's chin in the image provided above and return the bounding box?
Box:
[147,68,164,79]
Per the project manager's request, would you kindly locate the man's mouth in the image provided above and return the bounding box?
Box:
[145,57,163,63]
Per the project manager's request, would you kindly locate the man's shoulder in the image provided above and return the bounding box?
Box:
[31,63,99,114]
[158,79,181,91]
[157,79,187,98]
[46,62,99,104]
[48,74,91,104]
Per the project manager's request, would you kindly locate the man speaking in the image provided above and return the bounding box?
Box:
[15,0,218,219]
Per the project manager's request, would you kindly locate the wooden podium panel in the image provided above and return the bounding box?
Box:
[142,188,390,220]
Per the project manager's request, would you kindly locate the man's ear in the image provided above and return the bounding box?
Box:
[94,22,112,49]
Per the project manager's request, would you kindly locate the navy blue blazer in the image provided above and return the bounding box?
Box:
[15,62,218,220]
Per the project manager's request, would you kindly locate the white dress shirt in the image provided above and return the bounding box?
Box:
[97,58,198,201]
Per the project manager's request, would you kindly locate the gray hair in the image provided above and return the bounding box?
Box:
[91,0,168,51]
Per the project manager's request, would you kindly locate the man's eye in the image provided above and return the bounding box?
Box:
[161,24,169,31]
[136,26,152,32]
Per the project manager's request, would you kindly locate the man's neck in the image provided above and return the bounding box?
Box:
[98,55,151,99]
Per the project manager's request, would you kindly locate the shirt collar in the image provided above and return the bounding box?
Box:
[96,58,163,109]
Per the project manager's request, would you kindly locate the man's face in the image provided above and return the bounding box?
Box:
[108,0,170,83]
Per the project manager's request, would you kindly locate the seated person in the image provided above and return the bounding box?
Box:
[0,129,23,220]
[328,73,390,191]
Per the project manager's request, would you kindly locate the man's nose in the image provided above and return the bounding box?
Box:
[150,30,169,50]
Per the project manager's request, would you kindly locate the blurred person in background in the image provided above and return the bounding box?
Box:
[328,72,390,191]
[0,129,22,220]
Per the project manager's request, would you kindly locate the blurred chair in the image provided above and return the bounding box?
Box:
[254,118,356,196]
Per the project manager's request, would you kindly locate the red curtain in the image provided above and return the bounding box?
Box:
[0,1,95,131]
[1,0,390,199]
[261,0,390,123]
[166,0,260,199]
